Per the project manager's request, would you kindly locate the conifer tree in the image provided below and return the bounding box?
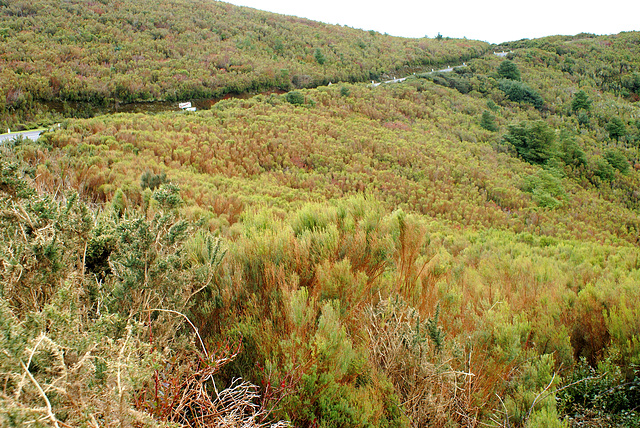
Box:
[480,111,498,132]
[504,120,555,164]
[571,90,592,113]
[497,60,521,81]
[606,117,627,141]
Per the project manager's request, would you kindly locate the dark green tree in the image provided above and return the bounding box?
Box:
[577,111,590,127]
[480,111,498,132]
[571,90,592,113]
[285,90,305,105]
[606,117,627,141]
[604,149,629,174]
[141,170,168,190]
[594,157,616,182]
[499,80,544,109]
[504,120,555,164]
[558,132,587,168]
[314,48,326,65]
[497,60,521,81]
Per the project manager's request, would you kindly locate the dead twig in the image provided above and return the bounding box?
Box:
[15,334,46,400]
[20,360,62,428]
[525,372,556,422]
[145,308,208,358]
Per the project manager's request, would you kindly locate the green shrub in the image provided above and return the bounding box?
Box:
[480,110,498,132]
[527,407,568,428]
[522,169,566,208]
[558,133,587,168]
[499,79,544,109]
[604,149,629,174]
[152,183,183,210]
[558,357,640,426]
[577,111,590,127]
[504,120,555,164]
[593,156,616,182]
[606,117,627,141]
[286,90,305,105]
[571,90,592,113]
[140,170,168,190]
[314,48,326,65]
[428,72,471,94]
[502,354,561,427]
[497,60,521,81]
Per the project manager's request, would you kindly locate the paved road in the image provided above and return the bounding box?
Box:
[0,129,46,144]
[371,64,465,87]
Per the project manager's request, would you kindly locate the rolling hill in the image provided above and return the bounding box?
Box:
[0,0,487,129]
[1,1,639,427]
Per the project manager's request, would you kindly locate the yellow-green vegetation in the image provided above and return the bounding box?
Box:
[0,0,487,129]
[1,5,640,428]
[33,59,640,244]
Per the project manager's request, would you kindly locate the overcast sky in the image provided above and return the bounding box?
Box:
[223,0,639,44]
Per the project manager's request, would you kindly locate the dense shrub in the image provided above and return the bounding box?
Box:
[499,79,544,109]
[480,110,498,131]
[3,30,640,427]
[497,60,521,81]
[572,90,592,113]
[285,91,305,105]
[604,149,630,174]
[503,120,555,164]
[0,0,489,128]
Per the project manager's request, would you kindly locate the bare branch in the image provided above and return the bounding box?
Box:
[15,334,46,400]
[495,393,510,428]
[20,361,61,428]
[145,308,208,358]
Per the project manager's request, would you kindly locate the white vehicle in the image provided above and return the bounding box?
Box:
[178,101,192,109]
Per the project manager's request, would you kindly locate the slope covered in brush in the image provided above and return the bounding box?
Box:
[35,34,640,244]
[498,32,640,102]
[2,29,640,427]
[3,138,640,427]
[0,0,487,129]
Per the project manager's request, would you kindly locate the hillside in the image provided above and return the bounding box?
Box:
[31,32,640,245]
[0,0,487,129]
[1,5,640,428]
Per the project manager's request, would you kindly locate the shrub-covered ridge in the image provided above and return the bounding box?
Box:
[0,0,487,129]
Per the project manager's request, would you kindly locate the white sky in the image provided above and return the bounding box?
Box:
[223,0,639,44]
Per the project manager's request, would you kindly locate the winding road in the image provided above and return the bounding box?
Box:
[0,65,468,142]
[0,129,45,144]
[371,64,465,86]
